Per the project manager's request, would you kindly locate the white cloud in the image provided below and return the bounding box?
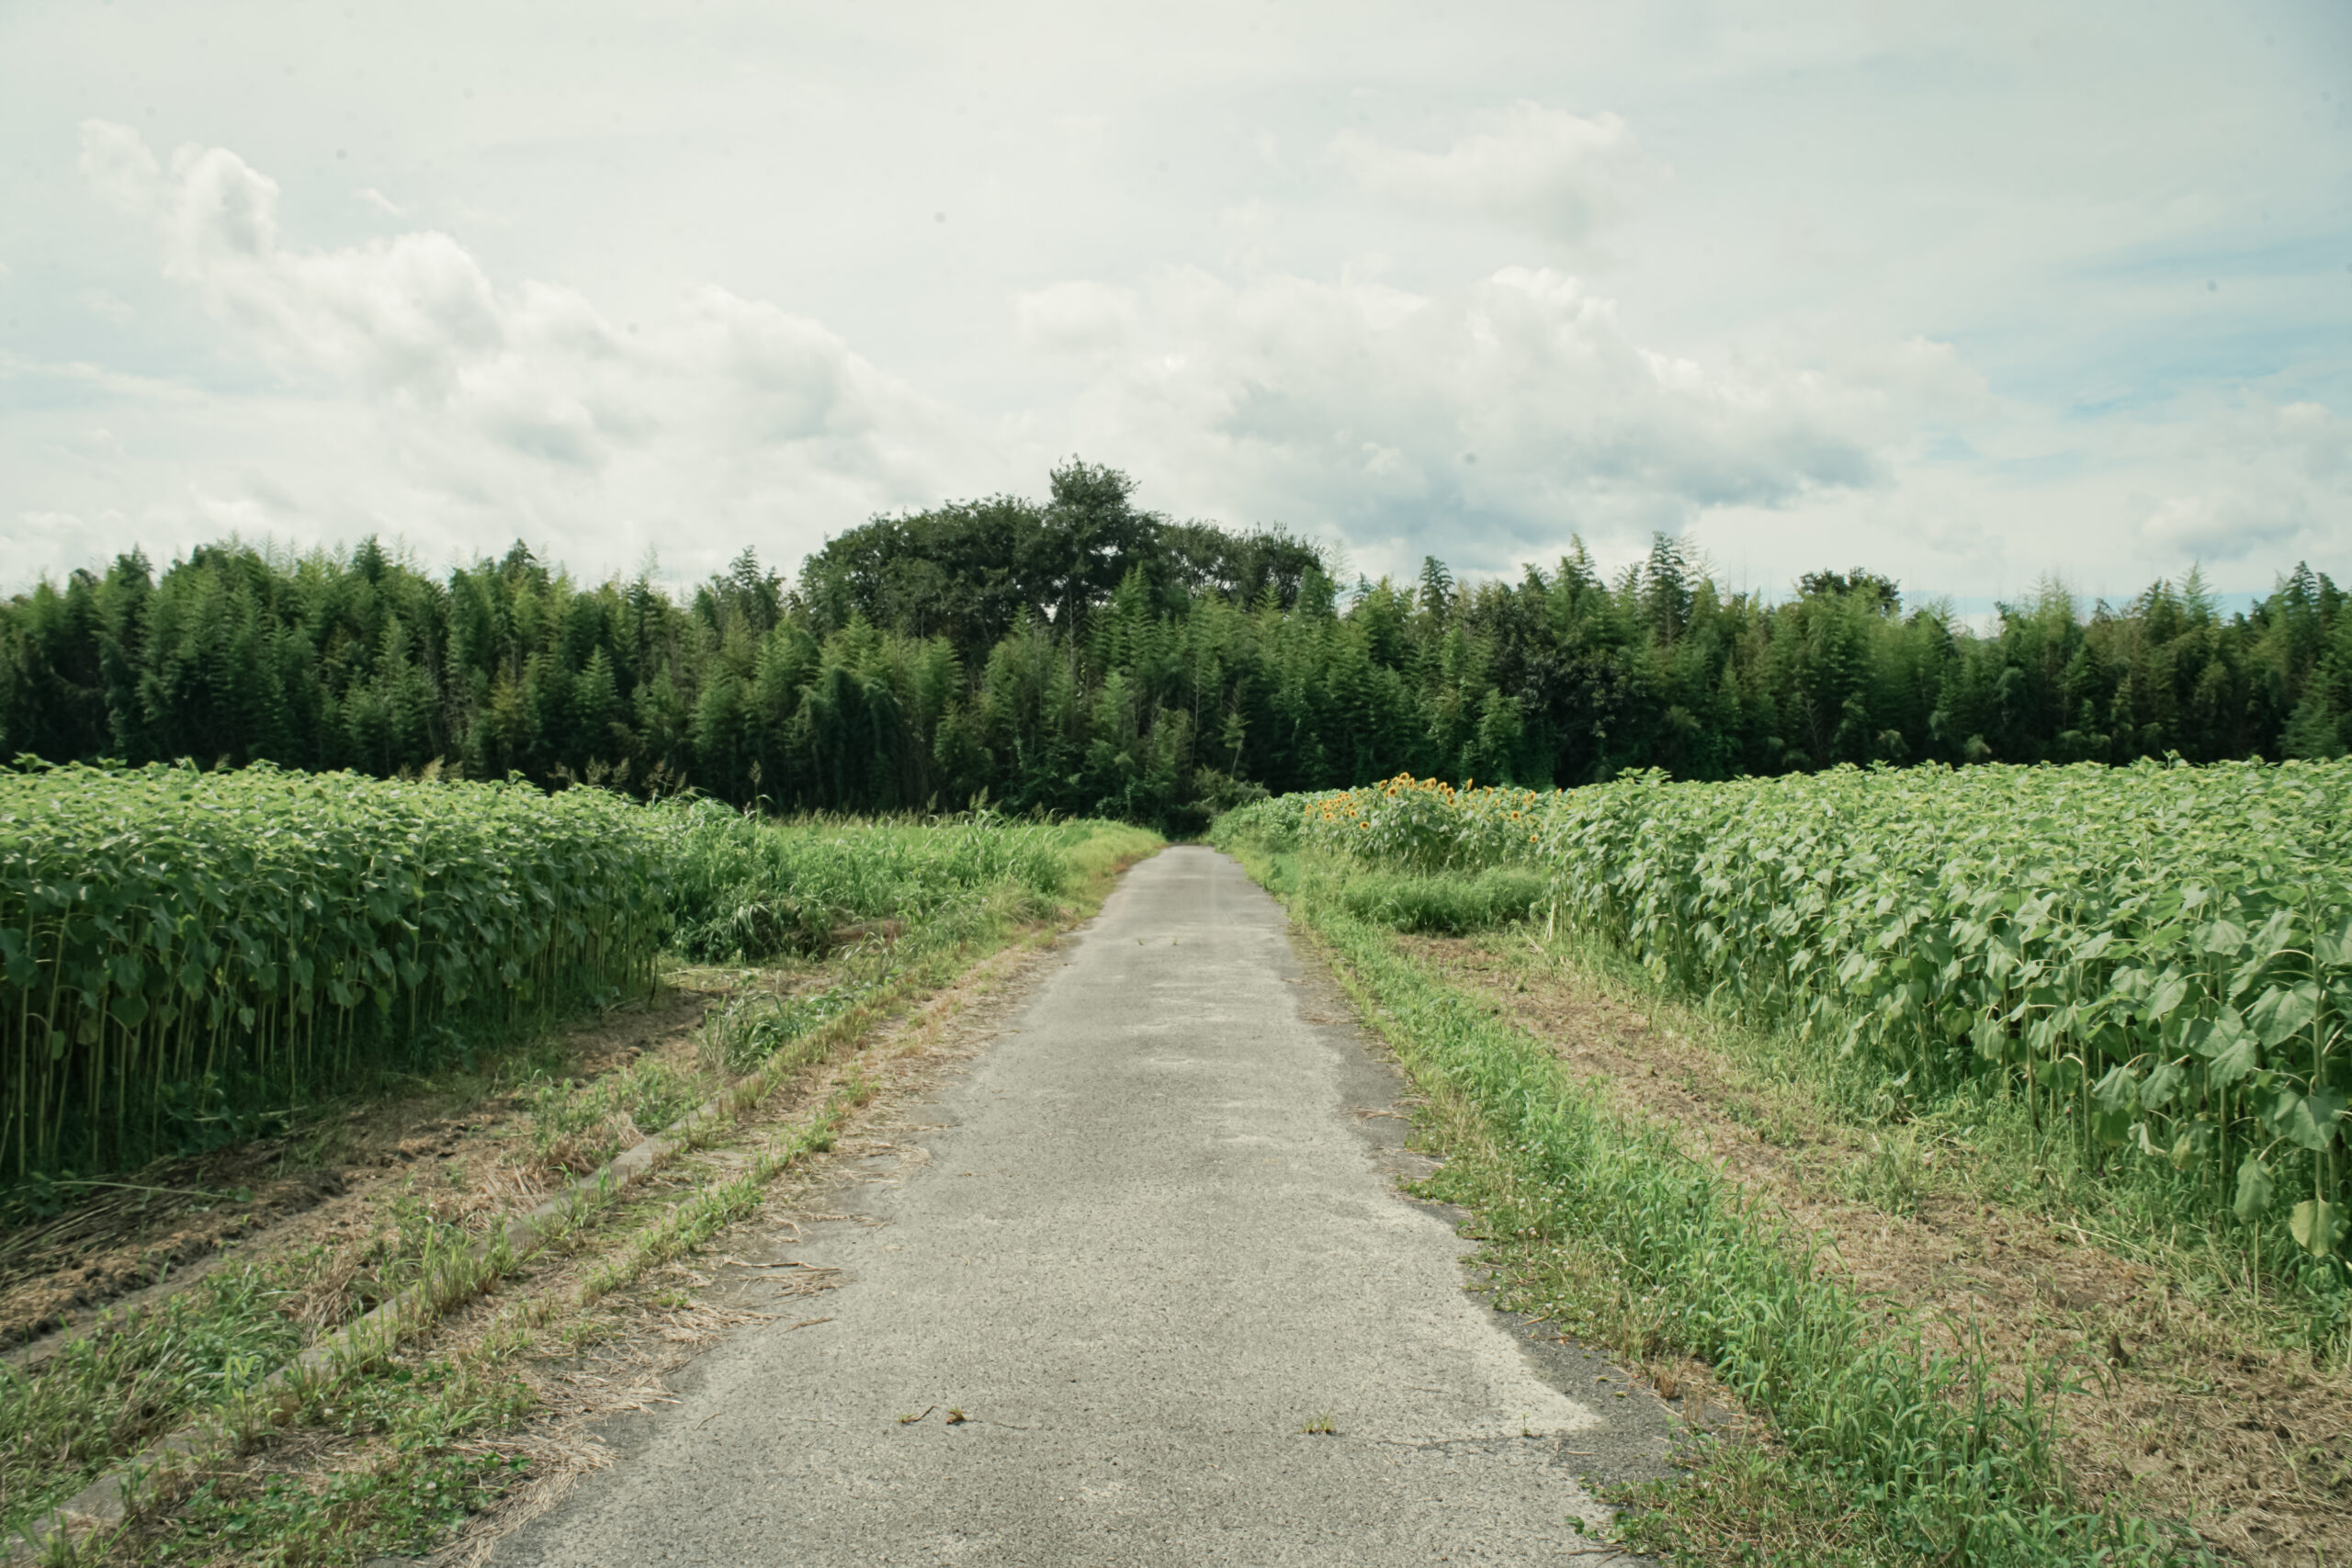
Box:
[12,511,85,534]
[14,1,2347,601]
[2,512,98,570]
[68,121,987,580]
[2136,400,2349,561]
[1021,263,1920,572]
[356,187,405,219]
[77,118,160,215]
[1014,280,1141,364]
[1330,104,1641,246]
[78,288,133,323]
[2143,491,2303,560]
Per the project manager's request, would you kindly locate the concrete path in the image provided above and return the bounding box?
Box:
[493,847,1667,1566]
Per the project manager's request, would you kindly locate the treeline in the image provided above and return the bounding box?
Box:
[3,460,2346,829]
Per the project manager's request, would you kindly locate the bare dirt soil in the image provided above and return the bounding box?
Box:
[1400,932,2352,1568]
[1,979,732,1365]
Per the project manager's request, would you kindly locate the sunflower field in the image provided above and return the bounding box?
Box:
[1,762,666,1182]
[1224,758,2352,1259]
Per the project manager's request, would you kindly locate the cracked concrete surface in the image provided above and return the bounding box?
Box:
[491,847,1669,1566]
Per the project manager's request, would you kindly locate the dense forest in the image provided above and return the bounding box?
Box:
[4,461,2346,829]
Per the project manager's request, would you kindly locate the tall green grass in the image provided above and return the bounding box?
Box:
[1336,866,1548,934]
[0,1263,303,1539]
[648,802,1080,962]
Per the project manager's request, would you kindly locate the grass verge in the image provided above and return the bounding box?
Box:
[1392,918,2352,1562]
[1225,840,2203,1568]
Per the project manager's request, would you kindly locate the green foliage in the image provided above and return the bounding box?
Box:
[1236,757,2352,1269]
[4,809,1153,1556]
[2,472,2340,832]
[160,1450,527,1566]
[650,801,1074,962]
[1337,867,1548,934]
[0,761,665,1184]
[0,1263,301,1539]
[0,749,1138,1193]
[526,1054,702,1175]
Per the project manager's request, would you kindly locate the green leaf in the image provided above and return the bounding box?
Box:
[2290,1198,2346,1258]
[2247,981,2321,1049]
[2202,919,2247,956]
[2091,1064,2140,1115]
[2278,1088,2347,1153]
[2249,907,2297,964]
[2144,969,2189,1024]
[2207,1030,2260,1086]
[0,927,31,987]
[2234,1155,2275,1222]
[2184,1009,2242,1058]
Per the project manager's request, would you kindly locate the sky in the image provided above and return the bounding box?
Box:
[2,0,2347,605]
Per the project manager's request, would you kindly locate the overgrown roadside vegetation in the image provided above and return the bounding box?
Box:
[1,793,1156,1565]
[1214,765,2352,1566]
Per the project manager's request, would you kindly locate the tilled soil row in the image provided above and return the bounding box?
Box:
[1,985,722,1365]
[103,927,1069,1568]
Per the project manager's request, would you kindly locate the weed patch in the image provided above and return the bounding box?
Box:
[1337,867,1548,934]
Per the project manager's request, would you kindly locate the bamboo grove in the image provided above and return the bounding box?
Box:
[4,460,2347,830]
[1226,759,2352,1270]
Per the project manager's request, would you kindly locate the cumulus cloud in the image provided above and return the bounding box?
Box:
[78,119,162,215]
[1015,279,1142,363]
[78,288,134,323]
[2,511,103,570]
[2137,400,2349,561]
[1020,264,1917,572]
[74,121,980,576]
[1330,104,1641,245]
[2142,493,2303,559]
